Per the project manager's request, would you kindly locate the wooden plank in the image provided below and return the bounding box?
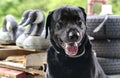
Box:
[5,52,47,67]
[0,45,47,60]
[0,63,45,76]
[0,67,26,78]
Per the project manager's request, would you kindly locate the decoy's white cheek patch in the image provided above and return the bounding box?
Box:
[34,12,44,24]
[6,21,12,32]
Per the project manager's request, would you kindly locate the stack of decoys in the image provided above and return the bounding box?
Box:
[0,15,24,44]
[16,9,50,50]
[16,9,33,47]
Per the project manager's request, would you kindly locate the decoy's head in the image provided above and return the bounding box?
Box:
[22,9,45,26]
[2,14,17,32]
[19,9,33,25]
[2,14,18,41]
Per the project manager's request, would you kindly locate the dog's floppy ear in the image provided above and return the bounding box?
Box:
[45,11,54,39]
[78,7,86,23]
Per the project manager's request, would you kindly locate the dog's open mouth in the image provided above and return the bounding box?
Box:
[64,42,78,56]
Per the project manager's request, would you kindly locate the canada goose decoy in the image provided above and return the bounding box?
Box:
[23,10,50,50]
[0,15,24,44]
[16,9,34,47]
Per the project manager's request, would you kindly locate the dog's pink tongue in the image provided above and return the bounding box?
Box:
[65,43,78,56]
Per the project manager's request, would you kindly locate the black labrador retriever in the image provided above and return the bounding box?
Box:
[45,5,106,78]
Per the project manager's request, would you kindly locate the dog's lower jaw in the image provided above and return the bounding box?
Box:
[64,42,78,56]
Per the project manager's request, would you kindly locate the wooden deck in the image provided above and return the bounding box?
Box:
[0,45,120,78]
[0,45,47,77]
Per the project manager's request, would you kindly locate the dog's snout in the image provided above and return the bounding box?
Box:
[68,30,80,41]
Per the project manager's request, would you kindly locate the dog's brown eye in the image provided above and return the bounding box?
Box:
[77,20,82,25]
[77,20,83,29]
[59,20,64,25]
[55,20,64,30]
[56,23,62,30]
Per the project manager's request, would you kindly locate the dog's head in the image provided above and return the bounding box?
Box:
[46,5,87,57]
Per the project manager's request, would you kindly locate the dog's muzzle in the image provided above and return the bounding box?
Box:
[68,29,80,42]
[63,29,82,56]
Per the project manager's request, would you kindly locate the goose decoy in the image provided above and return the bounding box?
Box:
[0,15,24,44]
[16,9,34,47]
[22,10,50,50]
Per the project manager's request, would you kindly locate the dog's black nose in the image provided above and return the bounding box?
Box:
[68,30,80,41]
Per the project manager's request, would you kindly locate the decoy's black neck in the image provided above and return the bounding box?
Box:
[2,19,8,32]
[25,24,34,35]
[30,21,44,36]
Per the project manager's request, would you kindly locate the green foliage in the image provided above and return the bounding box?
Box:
[109,0,120,14]
[0,0,119,27]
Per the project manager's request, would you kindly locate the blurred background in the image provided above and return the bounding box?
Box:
[0,0,120,27]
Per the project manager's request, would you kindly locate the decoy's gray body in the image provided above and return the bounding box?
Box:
[16,10,34,47]
[0,15,24,44]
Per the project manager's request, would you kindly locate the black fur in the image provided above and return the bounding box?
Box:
[45,5,105,78]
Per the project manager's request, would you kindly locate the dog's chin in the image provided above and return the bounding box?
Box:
[64,42,79,56]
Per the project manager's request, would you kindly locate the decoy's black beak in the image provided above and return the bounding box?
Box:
[22,17,32,26]
[19,17,26,25]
